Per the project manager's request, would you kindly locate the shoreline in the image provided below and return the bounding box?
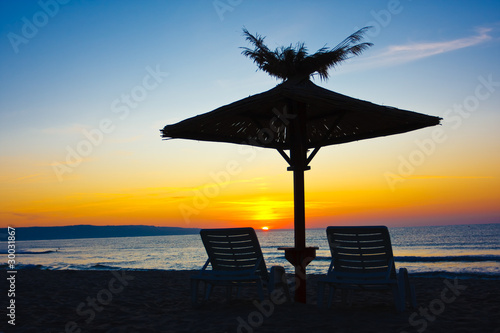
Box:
[3,264,500,281]
[2,270,499,332]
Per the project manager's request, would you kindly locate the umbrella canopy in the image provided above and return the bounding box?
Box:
[161,79,440,149]
[161,78,441,303]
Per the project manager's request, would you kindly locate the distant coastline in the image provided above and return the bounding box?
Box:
[0,225,200,241]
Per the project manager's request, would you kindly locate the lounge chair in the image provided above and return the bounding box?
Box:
[317,226,416,312]
[191,227,290,305]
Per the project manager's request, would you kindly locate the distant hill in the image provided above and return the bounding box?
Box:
[1,225,200,241]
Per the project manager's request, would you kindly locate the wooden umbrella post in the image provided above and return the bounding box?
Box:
[291,102,308,250]
[278,101,317,303]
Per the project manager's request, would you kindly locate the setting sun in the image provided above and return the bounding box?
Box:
[261,226,269,231]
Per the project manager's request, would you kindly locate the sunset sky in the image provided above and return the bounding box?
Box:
[1,0,499,230]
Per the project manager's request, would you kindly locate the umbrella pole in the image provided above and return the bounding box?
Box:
[281,151,317,304]
[293,166,307,303]
[293,167,306,250]
[278,101,317,304]
[292,101,307,251]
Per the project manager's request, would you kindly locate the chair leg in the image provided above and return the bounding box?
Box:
[204,283,213,301]
[270,266,291,302]
[269,267,276,294]
[398,267,417,310]
[256,280,265,301]
[400,267,417,309]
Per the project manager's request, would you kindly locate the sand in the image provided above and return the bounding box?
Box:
[2,269,499,333]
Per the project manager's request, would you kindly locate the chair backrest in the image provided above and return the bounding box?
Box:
[326,226,396,279]
[200,227,268,278]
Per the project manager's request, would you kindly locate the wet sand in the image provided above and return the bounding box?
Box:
[3,269,500,332]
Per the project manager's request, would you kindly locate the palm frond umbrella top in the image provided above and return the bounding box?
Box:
[240,27,373,82]
[161,28,441,303]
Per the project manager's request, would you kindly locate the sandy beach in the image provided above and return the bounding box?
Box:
[3,269,499,333]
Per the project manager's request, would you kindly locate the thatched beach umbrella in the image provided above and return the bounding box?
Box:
[161,28,441,303]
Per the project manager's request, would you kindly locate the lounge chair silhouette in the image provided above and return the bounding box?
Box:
[317,226,416,312]
[191,227,290,305]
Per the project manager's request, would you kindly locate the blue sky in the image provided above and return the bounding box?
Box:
[1,0,499,228]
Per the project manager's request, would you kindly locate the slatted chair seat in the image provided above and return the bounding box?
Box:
[191,227,290,305]
[317,226,416,312]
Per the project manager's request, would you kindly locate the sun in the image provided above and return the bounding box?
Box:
[261,226,269,231]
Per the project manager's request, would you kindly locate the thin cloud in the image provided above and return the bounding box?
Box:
[1,173,45,184]
[381,27,492,63]
[0,211,41,220]
[121,178,267,196]
[110,135,143,144]
[341,27,494,71]
[48,157,96,167]
[407,175,495,180]
[41,124,87,135]
[179,177,266,193]
[220,200,293,207]
[11,173,43,182]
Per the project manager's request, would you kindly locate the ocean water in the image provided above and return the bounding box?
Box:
[2,224,500,279]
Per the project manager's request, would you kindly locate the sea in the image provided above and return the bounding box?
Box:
[2,224,500,279]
